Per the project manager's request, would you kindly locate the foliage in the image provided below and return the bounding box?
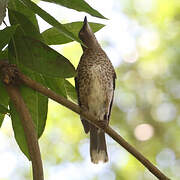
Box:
[0,0,180,180]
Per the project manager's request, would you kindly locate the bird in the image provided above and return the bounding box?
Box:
[75,16,116,164]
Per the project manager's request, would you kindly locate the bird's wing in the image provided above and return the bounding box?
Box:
[108,72,116,121]
[75,76,90,133]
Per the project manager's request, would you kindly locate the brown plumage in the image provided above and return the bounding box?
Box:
[75,17,116,163]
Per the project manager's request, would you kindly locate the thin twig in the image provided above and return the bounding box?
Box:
[18,71,170,180]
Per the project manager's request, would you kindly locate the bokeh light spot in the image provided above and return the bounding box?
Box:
[156,102,176,122]
[156,148,175,168]
[171,159,180,177]
[134,123,154,141]
[115,90,136,112]
[166,79,180,99]
[123,50,139,63]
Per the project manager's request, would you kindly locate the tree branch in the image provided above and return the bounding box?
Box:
[17,70,170,180]
[0,62,44,180]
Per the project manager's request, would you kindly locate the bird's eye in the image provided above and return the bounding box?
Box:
[79,31,85,38]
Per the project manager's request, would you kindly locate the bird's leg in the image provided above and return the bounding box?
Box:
[97,99,111,131]
[97,113,108,131]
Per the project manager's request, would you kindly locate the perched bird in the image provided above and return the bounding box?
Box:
[75,17,116,163]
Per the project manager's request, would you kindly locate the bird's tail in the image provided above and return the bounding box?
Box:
[90,125,108,163]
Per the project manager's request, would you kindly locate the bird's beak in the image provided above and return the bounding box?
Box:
[84,16,88,25]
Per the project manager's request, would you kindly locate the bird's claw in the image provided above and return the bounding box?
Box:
[97,120,108,131]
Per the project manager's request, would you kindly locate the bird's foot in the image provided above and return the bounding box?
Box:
[80,105,89,115]
[97,120,108,131]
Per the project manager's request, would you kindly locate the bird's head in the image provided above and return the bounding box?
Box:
[79,16,99,49]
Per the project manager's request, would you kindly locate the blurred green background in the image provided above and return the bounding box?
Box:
[0,0,180,179]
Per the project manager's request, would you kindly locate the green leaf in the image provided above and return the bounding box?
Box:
[45,77,67,98]
[35,74,48,138]
[41,0,107,19]
[0,25,18,51]
[44,77,77,102]
[64,80,77,102]
[42,21,105,45]
[0,104,9,114]
[9,35,75,78]
[9,68,48,160]
[8,9,75,78]
[8,0,39,30]
[0,76,9,128]
[8,9,49,158]
[21,0,81,43]
[0,80,9,108]
[0,103,9,128]
[8,9,42,41]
